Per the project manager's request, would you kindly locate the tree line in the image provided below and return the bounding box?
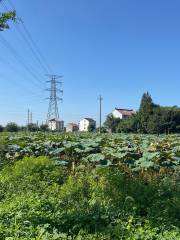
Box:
[104,92,180,134]
[1,92,180,134]
[0,123,49,133]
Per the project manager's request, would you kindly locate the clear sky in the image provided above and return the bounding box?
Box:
[0,0,180,126]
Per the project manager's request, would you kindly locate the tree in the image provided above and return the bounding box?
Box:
[160,107,180,134]
[0,11,16,31]
[0,125,4,132]
[19,126,28,132]
[88,122,96,132]
[117,114,140,133]
[28,123,39,132]
[40,124,49,132]
[104,114,121,133]
[146,107,164,134]
[5,122,19,132]
[138,92,157,133]
[115,92,180,134]
[96,127,107,133]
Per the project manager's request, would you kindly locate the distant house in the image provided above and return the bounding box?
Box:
[66,123,79,132]
[48,119,64,131]
[112,108,135,120]
[79,118,96,132]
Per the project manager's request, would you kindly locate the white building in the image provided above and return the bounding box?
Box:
[48,119,64,131]
[66,123,79,132]
[79,118,96,132]
[112,108,135,119]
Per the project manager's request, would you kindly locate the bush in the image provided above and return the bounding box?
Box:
[0,125,3,132]
[0,156,179,239]
[5,122,19,132]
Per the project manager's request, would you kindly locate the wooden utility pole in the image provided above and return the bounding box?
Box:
[98,95,103,133]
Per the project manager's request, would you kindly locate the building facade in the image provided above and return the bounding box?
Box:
[79,118,96,132]
[112,108,135,119]
[66,123,79,132]
[48,119,64,131]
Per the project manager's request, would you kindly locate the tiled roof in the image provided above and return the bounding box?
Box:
[84,118,96,122]
[115,108,135,116]
[49,118,56,121]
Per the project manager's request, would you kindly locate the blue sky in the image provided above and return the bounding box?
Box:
[0,0,180,126]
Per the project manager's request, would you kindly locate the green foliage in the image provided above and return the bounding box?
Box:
[88,122,96,132]
[0,125,3,132]
[5,122,19,132]
[96,127,107,133]
[0,133,179,239]
[0,155,179,239]
[28,123,39,132]
[117,114,140,133]
[104,114,121,133]
[0,132,180,171]
[40,124,49,132]
[0,11,16,31]
[117,92,180,134]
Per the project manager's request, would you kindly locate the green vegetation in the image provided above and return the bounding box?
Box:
[0,125,3,132]
[5,122,19,132]
[0,10,16,31]
[0,123,49,133]
[0,132,179,239]
[105,92,180,134]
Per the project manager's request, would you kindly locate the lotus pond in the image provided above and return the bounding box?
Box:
[0,133,179,239]
[0,132,180,171]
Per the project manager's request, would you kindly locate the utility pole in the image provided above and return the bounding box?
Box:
[46,74,63,122]
[30,112,33,124]
[98,95,103,133]
[27,109,30,131]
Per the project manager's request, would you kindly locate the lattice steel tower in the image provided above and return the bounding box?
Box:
[46,74,63,122]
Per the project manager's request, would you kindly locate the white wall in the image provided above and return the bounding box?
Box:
[48,121,57,131]
[112,109,123,119]
[48,120,64,131]
[79,119,90,132]
[66,125,79,132]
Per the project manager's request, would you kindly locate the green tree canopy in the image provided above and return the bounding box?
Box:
[5,122,19,132]
[104,114,121,133]
[40,124,49,132]
[88,122,96,132]
[28,123,39,132]
[0,11,16,31]
[0,125,3,132]
[113,92,180,134]
[139,92,158,133]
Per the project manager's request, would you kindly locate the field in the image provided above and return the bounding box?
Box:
[0,132,179,239]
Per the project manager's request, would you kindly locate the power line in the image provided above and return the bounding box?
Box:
[1,0,54,91]
[0,1,46,82]
[21,23,52,73]
[0,33,43,88]
[0,0,57,124]
[0,70,42,99]
[5,0,52,74]
[0,55,45,96]
[14,24,49,74]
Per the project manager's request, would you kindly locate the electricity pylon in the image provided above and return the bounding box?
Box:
[46,74,63,122]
